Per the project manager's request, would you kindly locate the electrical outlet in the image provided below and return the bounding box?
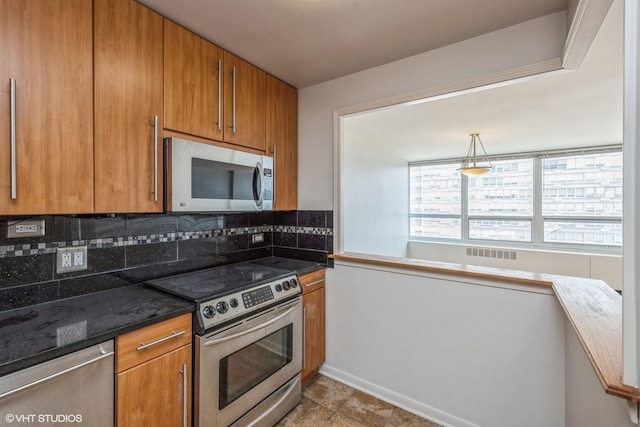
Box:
[73,250,84,266]
[251,233,264,243]
[61,252,72,268]
[57,246,88,273]
[56,321,87,346]
[7,220,45,238]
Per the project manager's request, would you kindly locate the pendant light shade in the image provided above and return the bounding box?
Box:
[457,133,492,176]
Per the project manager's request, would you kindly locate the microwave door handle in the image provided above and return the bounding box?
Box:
[253,162,264,208]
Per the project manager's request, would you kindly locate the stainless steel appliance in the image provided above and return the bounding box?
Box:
[0,341,114,426]
[164,137,273,212]
[146,262,302,427]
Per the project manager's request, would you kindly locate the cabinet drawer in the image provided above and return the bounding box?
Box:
[116,314,192,372]
[299,270,325,295]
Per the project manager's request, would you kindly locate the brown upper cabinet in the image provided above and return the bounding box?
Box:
[0,0,94,215]
[222,51,267,152]
[164,19,224,143]
[266,76,298,211]
[94,0,164,213]
[164,21,266,153]
[1,0,294,215]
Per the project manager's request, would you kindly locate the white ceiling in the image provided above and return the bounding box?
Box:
[345,0,622,161]
[138,0,621,161]
[138,0,568,89]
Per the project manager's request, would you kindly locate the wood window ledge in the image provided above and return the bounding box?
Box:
[330,252,640,403]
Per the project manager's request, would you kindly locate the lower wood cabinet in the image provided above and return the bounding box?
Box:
[115,314,192,427]
[300,269,326,384]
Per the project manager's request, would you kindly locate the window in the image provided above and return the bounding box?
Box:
[410,164,461,239]
[409,147,622,251]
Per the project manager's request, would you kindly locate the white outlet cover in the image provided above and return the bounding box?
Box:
[56,246,88,273]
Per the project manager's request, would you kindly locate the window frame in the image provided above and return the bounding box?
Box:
[409,145,623,254]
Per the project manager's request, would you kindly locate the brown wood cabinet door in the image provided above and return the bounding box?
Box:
[302,286,326,379]
[94,0,164,213]
[117,344,192,427]
[266,76,298,211]
[164,19,223,142]
[0,0,94,214]
[223,52,266,152]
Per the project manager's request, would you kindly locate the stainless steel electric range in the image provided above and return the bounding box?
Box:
[145,259,303,427]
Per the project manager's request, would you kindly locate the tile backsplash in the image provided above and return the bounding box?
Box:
[0,210,333,311]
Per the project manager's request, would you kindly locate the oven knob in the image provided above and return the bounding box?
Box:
[203,305,216,319]
[275,284,282,292]
[282,280,291,291]
[290,279,298,288]
[229,298,239,308]
[216,301,229,314]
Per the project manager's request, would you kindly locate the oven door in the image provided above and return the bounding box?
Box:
[195,297,302,427]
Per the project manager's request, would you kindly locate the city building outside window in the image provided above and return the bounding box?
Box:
[409,147,622,251]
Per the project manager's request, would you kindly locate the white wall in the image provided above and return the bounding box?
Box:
[323,263,565,427]
[565,320,636,427]
[323,262,635,427]
[408,241,623,290]
[298,11,567,210]
[342,129,408,256]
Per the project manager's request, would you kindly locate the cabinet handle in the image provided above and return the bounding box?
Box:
[9,79,16,200]
[232,65,237,134]
[302,306,306,370]
[272,146,277,205]
[180,363,188,427]
[136,330,185,351]
[153,115,158,202]
[217,59,222,131]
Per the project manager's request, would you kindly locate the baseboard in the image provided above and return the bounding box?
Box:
[319,364,480,427]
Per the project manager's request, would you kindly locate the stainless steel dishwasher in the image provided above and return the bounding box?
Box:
[0,340,114,426]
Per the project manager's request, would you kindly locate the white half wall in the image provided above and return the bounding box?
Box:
[298,11,567,210]
[408,241,623,290]
[565,320,636,427]
[323,263,565,427]
[341,129,408,256]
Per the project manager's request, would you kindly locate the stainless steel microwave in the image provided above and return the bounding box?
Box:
[164,137,273,212]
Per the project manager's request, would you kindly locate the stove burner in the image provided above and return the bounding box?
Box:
[190,283,226,294]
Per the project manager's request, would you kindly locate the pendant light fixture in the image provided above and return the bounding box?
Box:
[457,132,492,176]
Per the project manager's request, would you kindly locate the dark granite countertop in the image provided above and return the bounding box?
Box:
[0,285,194,376]
[0,256,324,377]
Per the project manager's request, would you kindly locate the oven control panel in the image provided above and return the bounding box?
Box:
[199,274,300,329]
[242,285,275,308]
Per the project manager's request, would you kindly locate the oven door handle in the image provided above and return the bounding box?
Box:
[203,301,299,347]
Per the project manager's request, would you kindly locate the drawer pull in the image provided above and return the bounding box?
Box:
[136,330,185,351]
[304,279,324,288]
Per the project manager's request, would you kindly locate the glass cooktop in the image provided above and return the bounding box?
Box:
[145,261,292,302]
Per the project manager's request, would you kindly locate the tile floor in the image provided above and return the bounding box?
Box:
[277,375,443,427]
